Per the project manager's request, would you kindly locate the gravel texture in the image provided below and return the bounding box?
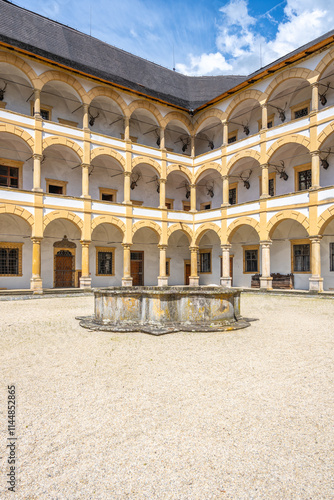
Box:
[0,293,333,499]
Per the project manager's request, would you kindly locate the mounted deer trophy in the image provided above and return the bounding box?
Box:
[88,107,100,127]
[270,160,289,180]
[176,181,190,199]
[270,103,287,122]
[320,148,331,170]
[0,81,7,101]
[130,171,142,190]
[319,83,330,106]
[229,120,250,136]
[206,180,214,198]
[239,170,252,189]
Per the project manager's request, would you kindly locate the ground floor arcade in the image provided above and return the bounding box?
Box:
[1,210,334,292]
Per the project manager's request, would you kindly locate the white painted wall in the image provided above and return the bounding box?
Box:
[90,223,123,287]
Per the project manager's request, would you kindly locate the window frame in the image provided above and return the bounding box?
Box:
[229,182,238,205]
[290,239,311,274]
[96,247,115,276]
[0,158,23,189]
[99,188,118,202]
[290,100,310,121]
[182,201,191,211]
[200,201,211,210]
[228,129,238,144]
[30,101,53,121]
[330,243,334,272]
[294,163,312,192]
[45,178,68,195]
[199,249,212,274]
[257,114,275,131]
[165,198,174,210]
[0,242,23,276]
[243,245,259,274]
[166,258,171,277]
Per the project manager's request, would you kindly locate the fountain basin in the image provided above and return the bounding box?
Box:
[78,286,250,335]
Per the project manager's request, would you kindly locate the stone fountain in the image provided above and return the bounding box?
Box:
[78,286,250,335]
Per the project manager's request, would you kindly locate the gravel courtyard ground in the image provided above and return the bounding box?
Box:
[0,293,333,499]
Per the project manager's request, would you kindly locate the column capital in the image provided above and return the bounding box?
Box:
[158,244,167,250]
[159,178,167,184]
[309,235,322,242]
[260,239,272,246]
[31,237,43,243]
[189,246,198,252]
[122,243,132,249]
[81,162,90,169]
[311,81,319,88]
[33,153,43,161]
[80,240,91,246]
[310,150,320,157]
[260,163,269,170]
[124,171,131,177]
[221,243,231,251]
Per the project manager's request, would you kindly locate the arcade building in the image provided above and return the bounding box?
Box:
[1,0,334,292]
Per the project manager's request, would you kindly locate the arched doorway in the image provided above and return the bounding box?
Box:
[53,236,76,288]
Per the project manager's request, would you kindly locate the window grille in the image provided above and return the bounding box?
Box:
[0,165,19,188]
[0,247,19,275]
[330,243,334,272]
[298,169,311,190]
[229,187,237,205]
[98,251,113,275]
[293,244,310,272]
[294,107,308,119]
[200,252,211,273]
[245,249,258,273]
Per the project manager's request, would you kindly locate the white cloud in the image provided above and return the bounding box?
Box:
[178,0,334,76]
[176,52,233,76]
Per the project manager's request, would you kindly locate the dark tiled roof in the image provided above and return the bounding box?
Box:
[0,1,333,111]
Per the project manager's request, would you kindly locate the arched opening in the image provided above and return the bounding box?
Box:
[167,230,191,285]
[0,213,32,289]
[228,158,261,204]
[129,109,160,149]
[166,170,191,211]
[42,144,82,197]
[165,120,191,156]
[40,80,83,126]
[0,62,34,116]
[91,222,124,286]
[88,96,124,139]
[0,132,33,190]
[267,78,311,125]
[131,162,160,208]
[43,219,81,288]
[132,227,160,285]
[228,224,260,287]
[268,142,310,196]
[228,98,261,141]
[270,219,310,290]
[195,117,223,155]
[196,229,221,285]
[90,154,124,202]
[196,168,222,210]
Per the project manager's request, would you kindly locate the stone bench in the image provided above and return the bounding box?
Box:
[251,273,294,289]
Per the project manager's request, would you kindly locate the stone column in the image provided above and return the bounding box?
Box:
[158,245,168,286]
[311,83,319,113]
[124,117,130,141]
[34,89,41,117]
[159,178,166,208]
[189,246,199,286]
[191,135,195,157]
[123,171,131,204]
[32,154,43,192]
[310,150,320,190]
[83,103,89,129]
[190,183,196,212]
[260,164,269,198]
[122,243,133,286]
[222,175,229,206]
[261,104,268,129]
[160,127,165,149]
[81,163,90,198]
[260,240,273,289]
[30,237,43,292]
[80,240,91,288]
[309,236,323,291]
[220,244,232,287]
[222,120,228,146]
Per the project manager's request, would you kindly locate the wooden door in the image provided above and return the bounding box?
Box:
[131,251,144,286]
[184,260,191,285]
[55,250,75,288]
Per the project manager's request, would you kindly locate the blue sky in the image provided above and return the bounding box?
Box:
[11,0,334,76]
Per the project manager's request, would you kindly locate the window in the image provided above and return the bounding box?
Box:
[199,249,211,273]
[46,179,67,195]
[292,242,310,273]
[267,120,273,128]
[99,188,117,202]
[96,247,115,276]
[200,202,211,210]
[294,164,311,191]
[40,109,50,120]
[229,182,238,205]
[165,198,174,210]
[0,242,23,276]
[243,245,259,273]
[290,100,310,121]
[182,201,191,211]
[166,258,170,276]
[0,165,19,188]
[228,134,237,144]
[31,102,52,120]
[330,243,334,272]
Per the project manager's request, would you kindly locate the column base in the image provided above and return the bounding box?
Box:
[189,276,199,286]
[80,276,92,289]
[32,187,43,193]
[260,194,269,199]
[260,277,273,290]
[220,277,232,287]
[30,277,43,293]
[309,277,323,292]
[158,276,169,287]
[80,194,91,199]
[122,277,133,287]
